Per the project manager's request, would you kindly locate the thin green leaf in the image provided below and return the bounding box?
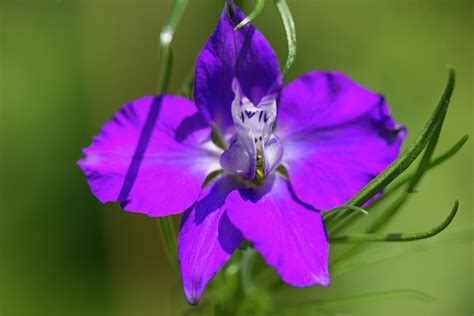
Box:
[329,194,410,266]
[157,0,188,94]
[330,227,473,277]
[330,200,458,243]
[367,194,408,232]
[234,0,265,30]
[329,77,457,267]
[367,131,443,231]
[348,68,455,207]
[327,69,456,230]
[337,114,449,240]
[325,134,469,234]
[155,0,189,265]
[407,96,447,193]
[323,205,368,222]
[382,134,469,200]
[332,138,450,263]
[274,0,296,73]
[157,47,174,95]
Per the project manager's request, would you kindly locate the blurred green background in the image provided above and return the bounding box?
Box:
[0,0,472,315]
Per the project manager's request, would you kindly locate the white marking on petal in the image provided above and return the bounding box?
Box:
[225,78,282,178]
[231,78,276,138]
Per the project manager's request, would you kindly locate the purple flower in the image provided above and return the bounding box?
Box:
[78,2,405,305]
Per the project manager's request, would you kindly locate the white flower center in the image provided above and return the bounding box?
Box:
[231,79,276,141]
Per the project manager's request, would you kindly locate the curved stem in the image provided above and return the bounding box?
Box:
[234,0,265,30]
[330,200,458,243]
[274,0,296,73]
[325,134,468,233]
[327,69,455,231]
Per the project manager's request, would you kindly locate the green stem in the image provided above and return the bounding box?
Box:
[324,134,468,232]
[274,0,296,73]
[330,106,458,265]
[378,134,468,203]
[347,68,455,208]
[155,0,189,265]
[330,200,458,243]
[323,205,368,222]
[326,69,455,232]
[157,0,188,94]
[234,0,265,30]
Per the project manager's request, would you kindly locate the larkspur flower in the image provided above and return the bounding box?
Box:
[78,2,405,305]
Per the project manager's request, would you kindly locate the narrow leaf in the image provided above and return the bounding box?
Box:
[329,194,410,265]
[328,69,456,228]
[330,227,473,277]
[330,200,458,243]
[234,0,265,30]
[323,205,368,222]
[348,68,455,207]
[407,102,446,193]
[274,0,296,73]
[156,0,189,264]
[325,134,468,234]
[385,134,469,199]
[157,0,188,94]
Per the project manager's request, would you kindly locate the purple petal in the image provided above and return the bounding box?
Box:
[226,175,329,287]
[78,95,221,217]
[178,175,243,305]
[277,71,406,210]
[262,134,284,176]
[194,2,280,133]
[220,127,256,179]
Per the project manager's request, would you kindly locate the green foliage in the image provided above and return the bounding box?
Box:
[156,0,190,266]
[274,0,297,74]
[157,0,188,94]
[234,0,266,30]
[330,200,458,243]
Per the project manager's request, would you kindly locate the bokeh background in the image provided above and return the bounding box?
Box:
[1,0,472,315]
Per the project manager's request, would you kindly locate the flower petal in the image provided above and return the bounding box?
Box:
[262,134,284,176]
[226,175,329,287]
[178,175,243,305]
[78,95,221,217]
[220,127,256,179]
[194,2,280,133]
[277,71,406,210]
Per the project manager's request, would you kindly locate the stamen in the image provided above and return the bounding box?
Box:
[252,150,265,186]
